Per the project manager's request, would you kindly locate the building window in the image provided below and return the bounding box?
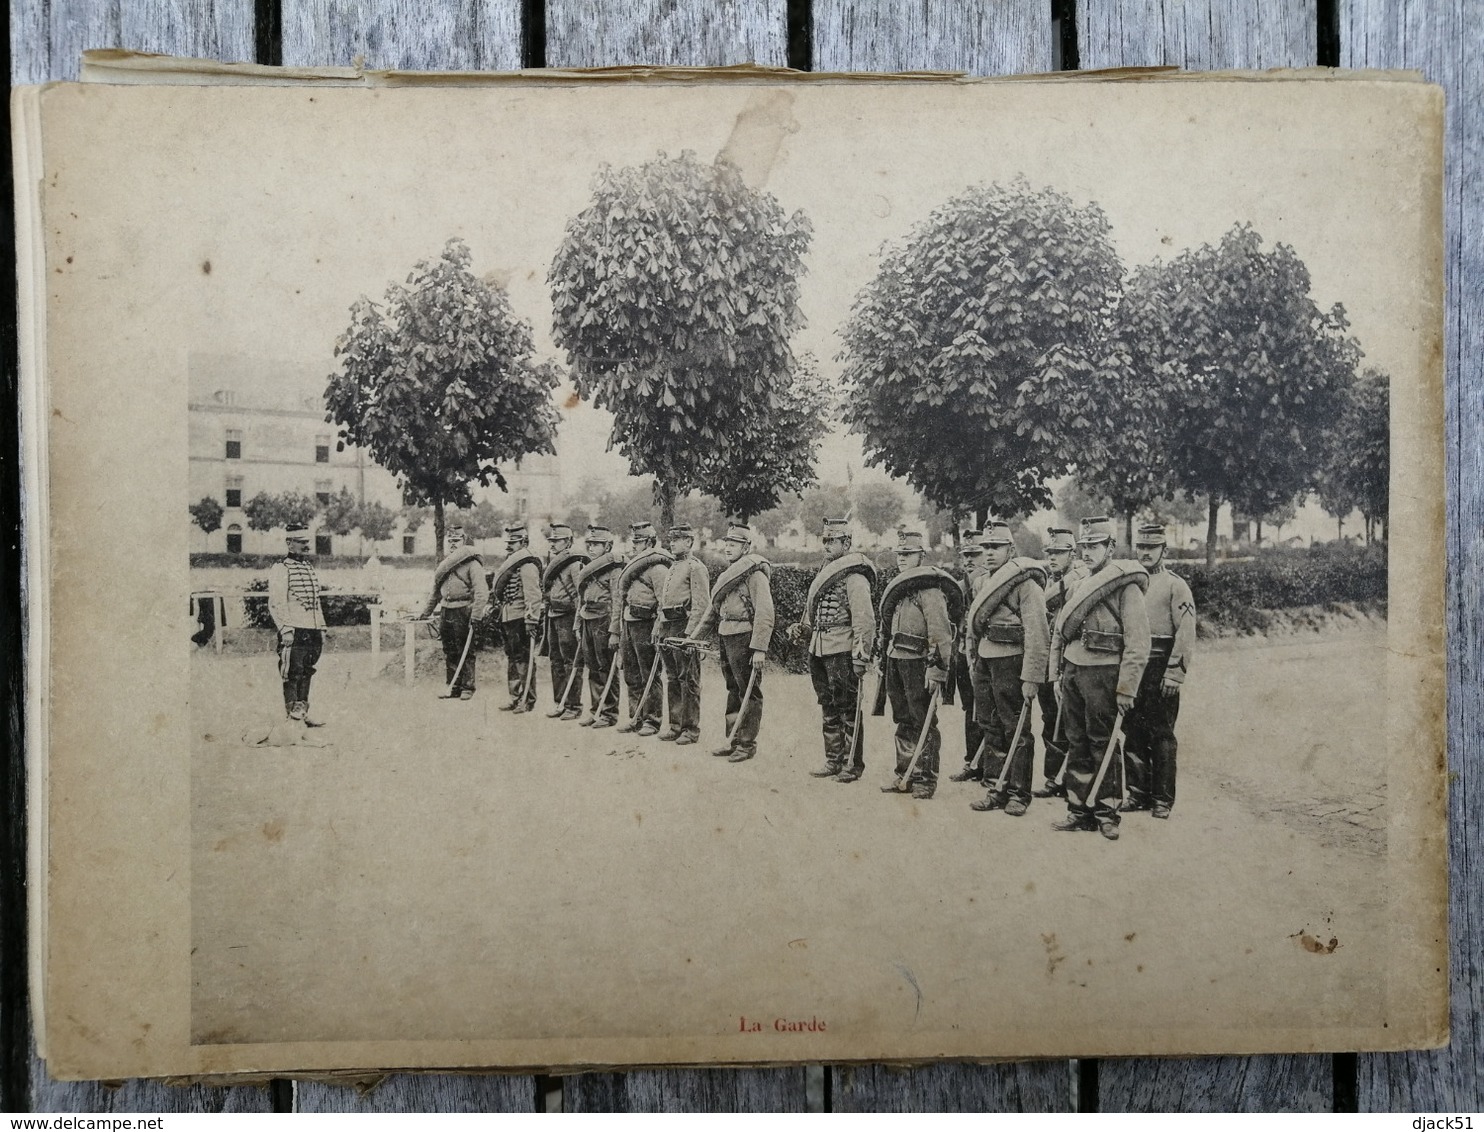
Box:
[226,524,242,555]
[315,479,332,506]
[225,428,242,460]
[215,390,237,406]
[403,535,416,555]
[315,434,331,464]
[516,494,529,516]
[315,534,332,557]
[225,476,243,509]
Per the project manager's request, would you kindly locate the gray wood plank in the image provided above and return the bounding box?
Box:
[280,0,521,71]
[813,0,1051,74]
[294,1075,540,1112]
[1098,1056,1332,1113]
[811,2,1061,1115]
[9,0,256,84]
[546,0,788,68]
[564,1068,808,1112]
[1343,0,1482,1111]
[1078,0,1315,69]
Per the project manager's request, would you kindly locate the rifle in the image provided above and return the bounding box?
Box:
[894,685,943,792]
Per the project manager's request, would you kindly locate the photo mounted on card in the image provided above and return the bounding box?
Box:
[14,61,1446,1079]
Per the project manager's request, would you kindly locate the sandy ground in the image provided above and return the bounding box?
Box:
[191,626,1390,1057]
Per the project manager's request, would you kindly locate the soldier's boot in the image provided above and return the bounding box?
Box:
[1003,798,1029,817]
[616,717,640,734]
[1033,780,1067,798]
[591,716,617,729]
[637,721,660,738]
[546,704,567,718]
[809,760,842,778]
[880,779,909,793]
[911,780,936,800]
[711,744,735,758]
[1152,803,1172,820]
[949,765,981,783]
[675,731,698,746]
[658,727,681,741]
[1052,814,1097,832]
[1097,818,1121,841]
[727,746,756,763]
[1120,794,1152,813]
[301,702,325,727]
[499,699,519,712]
[970,791,1008,812]
[560,708,583,722]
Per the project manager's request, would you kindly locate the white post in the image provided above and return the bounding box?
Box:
[215,595,225,655]
[371,603,381,663]
[404,618,416,686]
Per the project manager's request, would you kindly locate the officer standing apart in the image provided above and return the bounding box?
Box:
[789,517,876,784]
[541,522,588,720]
[491,522,543,713]
[654,524,711,745]
[418,521,489,701]
[574,526,623,728]
[1122,524,1196,819]
[1033,527,1088,798]
[949,531,991,784]
[1049,516,1151,841]
[268,522,329,725]
[876,530,954,800]
[966,520,1049,816]
[695,525,774,763]
[613,521,673,737]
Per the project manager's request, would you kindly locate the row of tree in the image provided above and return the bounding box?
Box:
[189,488,400,546]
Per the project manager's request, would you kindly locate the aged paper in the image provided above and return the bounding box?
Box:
[16,69,1445,1080]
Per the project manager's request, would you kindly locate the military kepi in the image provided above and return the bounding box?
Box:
[546,521,573,541]
[1135,523,1168,547]
[586,524,614,544]
[822,516,852,538]
[668,524,695,539]
[1078,516,1115,545]
[505,521,527,540]
[723,524,754,545]
[285,522,311,543]
[983,519,1014,546]
[1046,526,1076,552]
[959,530,985,556]
[895,529,925,553]
[630,520,657,541]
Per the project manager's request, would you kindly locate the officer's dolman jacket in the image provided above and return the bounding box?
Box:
[656,553,711,636]
[802,552,876,659]
[612,547,674,632]
[268,554,327,631]
[492,549,543,624]
[699,554,775,652]
[422,546,488,618]
[968,557,1051,684]
[1050,560,1153,699]
[542,550,589,615]
[1144,565,1197,687]
[575,552,623,622]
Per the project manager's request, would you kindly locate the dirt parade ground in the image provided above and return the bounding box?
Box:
[192,621,1389,1055]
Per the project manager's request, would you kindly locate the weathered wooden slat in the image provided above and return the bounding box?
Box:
[545,0,788,68]
[1097,1056,1332,1113]
[1343,0,1481,1111]
[294,1075,540,1112]
[811,4,1061,1115]
[564,1068,808,1112]
[9,0,256,84]
[813,0,1051,74]
[1077,0,1315,70]
[280,0,521,70]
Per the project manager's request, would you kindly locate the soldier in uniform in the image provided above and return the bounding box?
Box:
[491,521,543,713]
[695,525,774,763]
[268,523,329,724]
[654,524,711,744]
[878,530,954,800]
[966,520,1050,816]
[1033,527,1089,798]
[1048,516,1152,841]
[788,517,876,783]
[541,522,587,720]
[418,521,489,701]
[948,531,991,784]
[575,526,623,728]
[614,521,672,736]
[1123,523,1196,819]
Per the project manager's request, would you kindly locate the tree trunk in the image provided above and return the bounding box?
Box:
[433,499,445,561]
[1255,517,1263,546]
[1124,513,1134,553]
[657,480,677,535]
[1205,497,1220,569]
[1336,517,1343,541]
[974,506,988,531]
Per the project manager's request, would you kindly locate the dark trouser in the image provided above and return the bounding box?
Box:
[952,651,986,774]
[278,627,324,711]
[809,651,863,772]
[719,632,763,752]
[622,619,661,726]
[440,606,475,693]
[1123,645,1179,809]
[1037,680,1068,786]
[503,618,537,707]
[192,598,216,647]
[580,616,620,722]
[1061,662,1124,824]
[659,634,701,737]
[973,654,1035,804]
[886,656,939,786]
[548,611,583,710]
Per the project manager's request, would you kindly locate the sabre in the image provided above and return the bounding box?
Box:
[895,684,943,792]
[1052,686,1071,786]
[968,734,989,773]
[519,633,539,705]
[445,617,476,698]
[559,652,583,712]
[1083,708,1127,810]
[595,648,621,713]
[848,666,868,767]
[989,697,1033,795]
[632,650,663,721]
[725,664,760,746]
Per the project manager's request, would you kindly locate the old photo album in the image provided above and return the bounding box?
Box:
[12,62,1446,1079]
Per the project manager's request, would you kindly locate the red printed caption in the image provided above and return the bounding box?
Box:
[738,1016,827,1033]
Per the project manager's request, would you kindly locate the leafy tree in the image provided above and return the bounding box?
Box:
[277,490,320,532]
[840,177,1126,524]
[1124,225,1360,565]
[1053,478,1113,532]
[596,479,657,536]
[672,491,727,538]
[751,504,793,544]
[549,151,815,530]
[322,486,360,537]
[798,484,851,536]
[400,505,430,534]
[357,501,397,546]
[326,237,562,558]
[917,496,955,548]
[189,496,224,536]
[461,499,508,540]
[1318,367,1389,542]
[854,481,906,536]
[242,491,280,533]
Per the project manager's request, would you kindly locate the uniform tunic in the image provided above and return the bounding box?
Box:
[802,556,875,775]
[1122,564,1196,809]
[952,565,992,777]
[655,553,711,739]
[544,553,586,711]
[613,548,672,728]
[495,552,543,708]
[1037,559,1089,784]
[968,563,1050,804]
[268,555,327,713]
[884,586,953,787]
[697,556,774,754]
[420,547,488,696]
[577,554,623,722]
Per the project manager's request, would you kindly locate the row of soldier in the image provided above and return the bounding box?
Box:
[413,511,1195,841]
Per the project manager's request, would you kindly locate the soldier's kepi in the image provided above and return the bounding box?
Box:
[874,529,959,800]
[789,517,876,783]
[1033,526,1089,799]
[653,524,711,745]
[268,522,329,725]
[420,521,490,701]
[695,525,774,763]
[1122,523,1196,819]
[574,526,623,728]
[492,521,544,713]
[966,520,1050,817]
[948,532,991,785]
[613,521,673,737]
[541,522,589,720]
[1048,516,1151,841]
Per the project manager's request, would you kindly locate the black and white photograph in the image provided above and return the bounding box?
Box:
[21,72,1444,1078]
